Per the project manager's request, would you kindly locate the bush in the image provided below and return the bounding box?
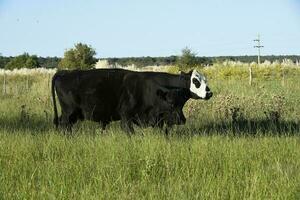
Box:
[58,43,97,70]
[5,53,40,70]
[176,47,198,71]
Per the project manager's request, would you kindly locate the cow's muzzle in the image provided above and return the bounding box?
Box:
[204,91,213,100]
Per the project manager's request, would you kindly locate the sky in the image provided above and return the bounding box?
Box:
[0,0,300,58]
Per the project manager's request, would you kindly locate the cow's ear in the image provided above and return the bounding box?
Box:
[179,71,189,80]
[188,69,194,75]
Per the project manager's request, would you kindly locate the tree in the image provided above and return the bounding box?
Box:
[176,47,198,71]
[5,53,40,69]
[0,56,12,69]
[58,43,97,70]
[25,55,39,68]
[38,57,61,68]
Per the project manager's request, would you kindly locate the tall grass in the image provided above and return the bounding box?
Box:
[0,131,299,199]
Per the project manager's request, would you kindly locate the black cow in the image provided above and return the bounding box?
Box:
[51,68,212,133]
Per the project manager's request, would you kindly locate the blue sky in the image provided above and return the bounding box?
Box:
[0,0,299,57]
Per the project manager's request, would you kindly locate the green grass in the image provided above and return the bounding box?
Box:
[0,131,299,199]
[0,71,300,199]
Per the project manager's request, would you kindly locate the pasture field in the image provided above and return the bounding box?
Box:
[0,66,300,199]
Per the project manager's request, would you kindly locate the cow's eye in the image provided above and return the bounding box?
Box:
[192,78,201,88]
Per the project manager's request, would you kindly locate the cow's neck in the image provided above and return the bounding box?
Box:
[180,88,192,105]
[159,74,192,103]
[160,74,190,90]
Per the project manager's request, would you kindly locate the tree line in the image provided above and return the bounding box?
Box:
[0,54,60,69]
[1,43,299,70]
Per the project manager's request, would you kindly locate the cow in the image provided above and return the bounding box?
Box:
[128,87,190,131]
[145,88,192,134]
[51,68,212,133]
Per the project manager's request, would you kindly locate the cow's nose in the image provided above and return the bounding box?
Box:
[205,86,210,92]
[207,91,213,97]
[205,91,213,100]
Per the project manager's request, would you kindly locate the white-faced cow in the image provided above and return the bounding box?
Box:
[51,68,212,133]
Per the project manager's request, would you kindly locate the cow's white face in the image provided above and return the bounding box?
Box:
[189,70,212,100]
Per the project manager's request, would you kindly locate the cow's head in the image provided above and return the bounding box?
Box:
[182,69,213,100]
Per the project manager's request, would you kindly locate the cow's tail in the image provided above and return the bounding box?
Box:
[51,73,59,128]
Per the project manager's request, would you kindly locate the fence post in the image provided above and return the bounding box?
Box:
[3,72,6,95]
[48,73,51,89]
[281,65,285,87]
[26,75,29,91]
[249,64,252,86]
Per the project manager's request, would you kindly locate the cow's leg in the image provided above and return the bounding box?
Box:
[100,121,107,130]
[56,93,78,132]
[120,118,134,134]
[165,125,172,137]
[165,127,169,136]
[59,108,81,133]
[68,111,80,126]
[119,107,135,134]
[118,90,136,134]
[119,102,135,133]
[155,122,170,137]
[98,121,109,134]
[59,113,73,132]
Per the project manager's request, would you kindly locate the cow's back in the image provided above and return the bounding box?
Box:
[53,69,130,122]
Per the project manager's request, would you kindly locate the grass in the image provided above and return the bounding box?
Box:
[0,131,299,199]
[0,69,300,199]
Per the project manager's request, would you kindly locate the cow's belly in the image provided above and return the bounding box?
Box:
[80,99,120,123]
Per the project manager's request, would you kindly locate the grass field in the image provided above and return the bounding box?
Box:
[0,66,300,199]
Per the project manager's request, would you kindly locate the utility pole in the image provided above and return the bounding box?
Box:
[254,34,264,65]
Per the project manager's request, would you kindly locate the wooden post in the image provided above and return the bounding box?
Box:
[281,65,285,87]
[26,75,29,91]
[48,73,51,89]
[3,72,6,95]
[249,64,252,86]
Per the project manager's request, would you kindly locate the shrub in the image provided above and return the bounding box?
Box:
[58,43,97,70]
[176,47,198,71]
[5,53,40,70]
